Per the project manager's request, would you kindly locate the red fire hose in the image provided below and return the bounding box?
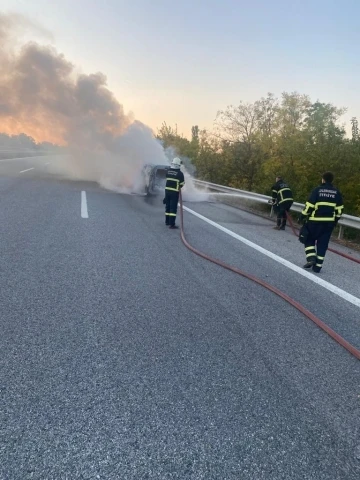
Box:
[179,191,360,361]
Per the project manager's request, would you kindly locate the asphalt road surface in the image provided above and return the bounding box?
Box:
[1,156,360,479]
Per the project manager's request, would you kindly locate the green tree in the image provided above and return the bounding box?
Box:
[214,102,265,190]
[351,117,359,142]
[255,92,279,156]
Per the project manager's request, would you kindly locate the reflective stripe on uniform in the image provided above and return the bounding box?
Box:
[278,187,291,196]
[305,245,316,259]
[276,188,293,203]
[165,177,180,192]
[303,200,339,221]
[305,245,316,260]
[301,202,315,215]
[278,197,294,204]
[314,202,337,207]
[335,205,344,217]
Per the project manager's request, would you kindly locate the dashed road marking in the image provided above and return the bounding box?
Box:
[81,191,89,219]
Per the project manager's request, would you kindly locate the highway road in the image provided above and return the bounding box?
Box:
[1,156,360,479]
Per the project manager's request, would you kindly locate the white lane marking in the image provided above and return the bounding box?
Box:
[183,206,360,309]
[19,168,34,173]
[81,191,89,218]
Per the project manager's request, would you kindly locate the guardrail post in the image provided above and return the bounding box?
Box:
[338,225,343,240]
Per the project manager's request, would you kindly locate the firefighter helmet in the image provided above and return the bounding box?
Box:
[171,157,182,168]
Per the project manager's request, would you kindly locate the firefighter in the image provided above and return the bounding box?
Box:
[271,176,294,230]
[164,157,185,229]
[300,171,344,273]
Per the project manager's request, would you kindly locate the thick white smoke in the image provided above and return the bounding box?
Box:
[161,145,210,202]
[0,13,210,200]
[52,122,170,194]
[0,13,171,193]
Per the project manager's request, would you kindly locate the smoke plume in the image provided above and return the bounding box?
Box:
[0,12,170,192]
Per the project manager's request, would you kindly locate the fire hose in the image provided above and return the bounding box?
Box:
[179,191,360,361]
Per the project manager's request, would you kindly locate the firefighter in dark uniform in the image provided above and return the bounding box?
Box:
[301,171,344,273]
[271,176,294,230]
[164,157,185,229]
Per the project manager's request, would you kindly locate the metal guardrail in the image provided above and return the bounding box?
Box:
[193,179,360,238]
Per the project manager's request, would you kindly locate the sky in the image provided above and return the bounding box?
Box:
[2,0,360,138]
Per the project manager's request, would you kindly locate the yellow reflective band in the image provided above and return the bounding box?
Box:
[278,188,290,201]
[166,178,180,191]
[315,264,322,267]
[272,189,277,193]
[317,256,325,260]
[278,198,293,204]
[305,247,316,251]
[306,253,317,258]
[168,213,176,216]
[302,201,315,215]
[308,217,335,221]
[315,202,337,207]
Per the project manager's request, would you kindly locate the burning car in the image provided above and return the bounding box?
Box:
[141,164,170,195]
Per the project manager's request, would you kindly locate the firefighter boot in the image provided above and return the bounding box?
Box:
[303,260,316,269]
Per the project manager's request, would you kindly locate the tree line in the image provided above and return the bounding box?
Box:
[157,92,360,218]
